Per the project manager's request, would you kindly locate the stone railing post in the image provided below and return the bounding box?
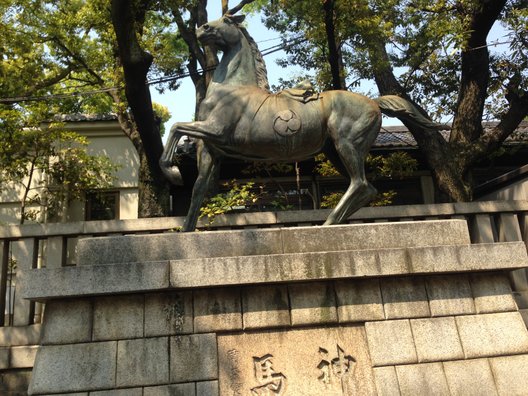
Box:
[12,238,37,326]
[470,214,496,243]
[44,236,66,269]
[0,240,9,326]
[497,213,528,315]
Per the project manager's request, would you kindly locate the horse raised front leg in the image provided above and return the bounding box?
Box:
[182,144,219,232]
[159,125,183,186]
[172,120,226,144]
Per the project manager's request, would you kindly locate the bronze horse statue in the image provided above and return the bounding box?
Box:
[160,14,443,232]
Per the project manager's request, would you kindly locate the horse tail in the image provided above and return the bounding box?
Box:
[375,95,449,131]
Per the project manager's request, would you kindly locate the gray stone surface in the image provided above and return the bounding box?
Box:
[145,292,193,336]
[373,366,401,396]
[77,220,469,266]
[456,312,528,358]
[116,337,169,387]
[21,242,528,301]
[0,369,32,394]
[408,242,528,273]
[194,288,242,333]
[457,242,528,271]
[143,383,196,396]
[380,278,430,319]
[20,261,169,300]
[489,354,528,396]
[41,299,92,344]
[93,295,144,341]
[376,249,409,275]
[470,214,495,243]
[289,282,337,326]
[217,326,376,395]
[443,358,498,396]
[196,380,219,396]
[3,201,527,239]
[281,220,470,253]
[365,319,418,366]
[0,347,8,369]
[336,279,385,322]
[425,275,475,316]
[91,389,143,396]
[10,345,38,368]
[395,362,450,396]
[407,245,462,273]
[12,238,37,326]
[520,308,528,327]
[242,285,290,329]
[29,342,117,394]
[470,273,517,313]
[77,228,283,265]
[514,290,528,309]
[170,333,218,383]
[162,243,528,292]
[410,317,464,363]
[0,324,41,346]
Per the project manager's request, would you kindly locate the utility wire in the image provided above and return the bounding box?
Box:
[1,35,514,104]
[0,35,306,104]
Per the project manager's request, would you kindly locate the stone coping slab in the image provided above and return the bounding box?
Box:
[3,201,528,240]
[20,242,527,301]
[76,220,470,266]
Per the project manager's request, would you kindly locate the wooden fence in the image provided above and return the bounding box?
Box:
[1,200,527,328]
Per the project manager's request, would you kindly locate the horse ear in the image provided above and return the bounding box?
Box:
[232,14,246,24]
[225,14,246,24]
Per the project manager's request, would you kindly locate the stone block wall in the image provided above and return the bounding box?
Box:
[20,221,528,395]
[29,271,528,395]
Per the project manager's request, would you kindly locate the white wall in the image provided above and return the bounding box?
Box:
[0,119,140,225]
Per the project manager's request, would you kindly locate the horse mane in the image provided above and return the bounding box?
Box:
[238,26,271,92]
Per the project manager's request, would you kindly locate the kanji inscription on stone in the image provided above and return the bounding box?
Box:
[218,326,376,395]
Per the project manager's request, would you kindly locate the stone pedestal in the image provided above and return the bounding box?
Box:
[19,220,528,395]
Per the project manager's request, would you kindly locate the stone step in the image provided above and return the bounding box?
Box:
[21,241,528,301]
[76,220,470,265]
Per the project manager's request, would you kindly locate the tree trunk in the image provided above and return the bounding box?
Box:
[322,0,345,90]
[111,0,170,217]
[137,146,171,218]
[450,0,506,144]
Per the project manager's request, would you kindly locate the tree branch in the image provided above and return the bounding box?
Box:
[50,37,105,86]
[450,0,507,143]
[227,0,255,15]
[24,66,73,95]
[171,8,206,68]
[469,87,528,160]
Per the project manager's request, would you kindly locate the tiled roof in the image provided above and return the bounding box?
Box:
[374,121,528,148]
[56,113,118,122]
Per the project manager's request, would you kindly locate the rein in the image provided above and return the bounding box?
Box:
[250,93,272,124]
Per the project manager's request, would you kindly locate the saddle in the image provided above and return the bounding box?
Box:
[278,80,320,103]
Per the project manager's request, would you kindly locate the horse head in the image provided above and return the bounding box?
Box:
[196,14,246,51]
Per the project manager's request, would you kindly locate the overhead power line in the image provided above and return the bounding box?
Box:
[4,34,511,104]
[0,35,305,104]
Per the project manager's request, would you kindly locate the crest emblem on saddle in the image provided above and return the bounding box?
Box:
[273,109,302,136]
[272,80,320,137]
